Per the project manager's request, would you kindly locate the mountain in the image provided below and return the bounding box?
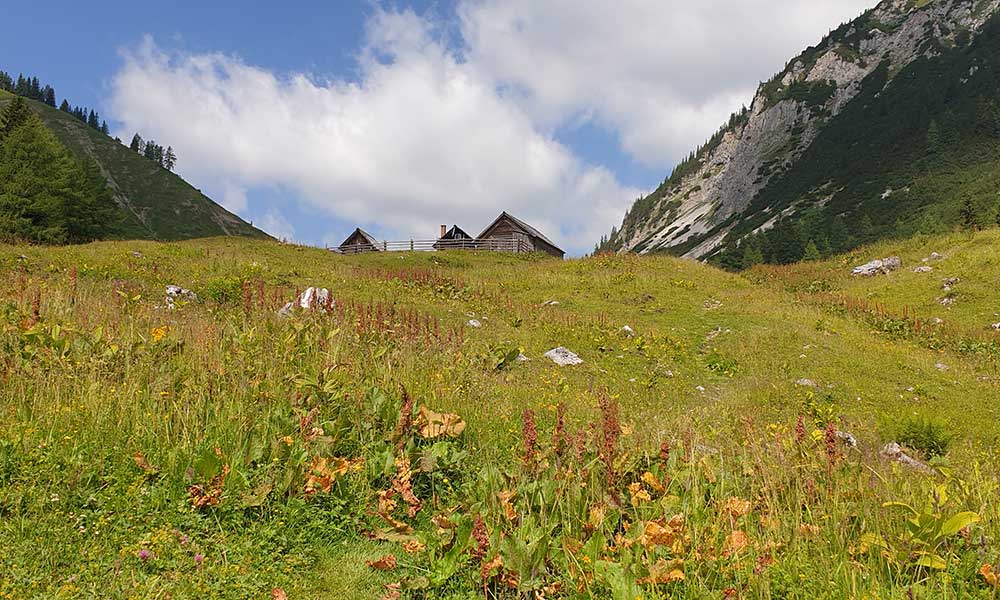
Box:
[0,89,267,242]
[600,0,1000,268]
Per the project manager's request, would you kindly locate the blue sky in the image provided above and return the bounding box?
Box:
[1,0,875,254]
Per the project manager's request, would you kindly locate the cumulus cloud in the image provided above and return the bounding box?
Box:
[109,12,640,254]
[459,0,877,166]
[109,1,876,252]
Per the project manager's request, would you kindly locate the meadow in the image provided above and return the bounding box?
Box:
[1,231,999,599]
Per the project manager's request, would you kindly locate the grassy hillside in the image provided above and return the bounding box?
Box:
[1,236,999,598]
[0,89,267,241]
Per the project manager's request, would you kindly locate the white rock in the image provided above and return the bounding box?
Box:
[992,323,1000,331]
[852,256,901,277]
[837,431,858,449]
[278,287,331,316]
[939,297,956,307]
[880,442,934,474]
[467,319,482,328]
[516,353,530,362]
[540,300,560,307]
[544,347,583,366]
[913,266,933,273]
[695,385,706,392]
[621,325,635,336]
[795,378,817,387]
[164,285,197,310]
[934,363,949,371]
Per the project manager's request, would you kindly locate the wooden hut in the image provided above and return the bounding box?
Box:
[433,224,474,250]
[337,228,381,254]
[476,212,565,258]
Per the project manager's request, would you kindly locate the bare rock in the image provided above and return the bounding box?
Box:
[913,266,933,273]
[941,277,961,291]
[852,256,900,277]
[278,287,332,317]
[544,347,583,366]
[621,325,635,336]
[795,378,818,388]
[880,442,934,474]
[467,319,482,328]
[540,300,560,307]
[992,323,1000,331]
[837,430,858,450]
[165,285,197,310]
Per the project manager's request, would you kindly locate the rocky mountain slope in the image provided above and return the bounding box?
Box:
[601,0,1000,267]
[0,90,267,241]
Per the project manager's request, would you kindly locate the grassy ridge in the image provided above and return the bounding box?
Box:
[0,90,267,241]
[1,235,999,598]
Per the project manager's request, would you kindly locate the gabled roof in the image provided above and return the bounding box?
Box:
[339,227,380,248]
[438,225,472,240]
[477,211,561,251]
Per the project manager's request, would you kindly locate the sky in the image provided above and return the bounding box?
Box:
[1,0,877,254]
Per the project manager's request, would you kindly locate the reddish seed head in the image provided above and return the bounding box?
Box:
[795,416,806,445]
[138,549,150,561]
[658,440,671,462]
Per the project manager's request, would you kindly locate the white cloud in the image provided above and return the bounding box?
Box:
[458,0,877,165]
[108,1,877,253]
[109,16,640,255]
[259,208,295,242]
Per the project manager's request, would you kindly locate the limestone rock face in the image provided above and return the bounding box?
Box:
[852,256,901,277]
[609,0,1000,259]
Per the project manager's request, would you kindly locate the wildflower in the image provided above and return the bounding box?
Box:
[824,422,841,467]
[598,393,621,486]
[150,326,169,343]
[471,515,490,560]
[795,416,806,445]
[553,403,567,459]
[658,440,671,462]
[138,549,150,561]
[194,553,204,566]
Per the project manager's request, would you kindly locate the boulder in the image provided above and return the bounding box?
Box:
[836,430,858,450]
[621,325,635,336]
[544,347,583,366]
[992,323,1000,331]
[278,287,332,317]
[795,378,817,388]
[941,277,961,291]
[467,319,482,328]
[164,285,197,310]
[880,442,933,474]
[852,256,901,277]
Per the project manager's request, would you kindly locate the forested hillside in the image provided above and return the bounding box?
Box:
[0,75,267,243]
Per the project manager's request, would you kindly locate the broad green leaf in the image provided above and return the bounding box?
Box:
[938,511,979,538]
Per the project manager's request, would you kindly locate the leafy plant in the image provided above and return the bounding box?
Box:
[894,415,955,458]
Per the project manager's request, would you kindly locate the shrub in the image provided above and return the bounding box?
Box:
[202,276,244,304]
[894,415,955,458]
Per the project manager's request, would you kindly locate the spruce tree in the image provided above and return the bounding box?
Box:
[59,99,70,112]
[0,97,34,142]
[129,133,144,153]
[29,77,41,100]
[87,110,99,129]
[960,198,979,230]
[803,239,821,261]
[100,120,109,136]
[0,71,12,92]
[42,86,56,107]
[164,146,177,171]
[0,109,118,243]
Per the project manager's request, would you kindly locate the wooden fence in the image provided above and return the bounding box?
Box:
[332,238,532,255]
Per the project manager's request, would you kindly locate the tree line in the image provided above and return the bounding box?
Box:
[1,69,178,170]
[0,97,122,243]
[129,134,176,171]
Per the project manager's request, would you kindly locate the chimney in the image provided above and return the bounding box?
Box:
[440,224,447,238]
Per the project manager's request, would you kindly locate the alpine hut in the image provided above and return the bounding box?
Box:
[337,228,381,254]
[475,212,564,258]
[433,224,475,250]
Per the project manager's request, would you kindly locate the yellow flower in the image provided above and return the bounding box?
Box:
[150,326,169,342]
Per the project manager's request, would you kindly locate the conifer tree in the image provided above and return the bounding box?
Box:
[59,99,70,112]
[129,133,144,153]
[100,121,109,136]
[164,146,177,171]
[42,85,56,107]
[87,110,99,129]
[803,239,821,261]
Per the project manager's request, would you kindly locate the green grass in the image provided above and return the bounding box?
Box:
[1,234,999,598]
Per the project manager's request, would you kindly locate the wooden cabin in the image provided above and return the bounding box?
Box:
[476,212,565,258]
[433,224,474,250]
[337,228,381,254]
